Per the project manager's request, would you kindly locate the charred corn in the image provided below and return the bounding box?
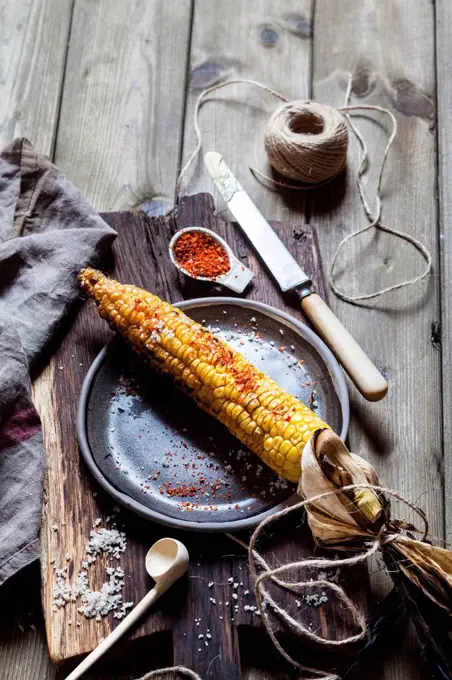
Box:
[79,268,330,482]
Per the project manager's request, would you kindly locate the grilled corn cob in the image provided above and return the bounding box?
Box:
[79,268,330,482]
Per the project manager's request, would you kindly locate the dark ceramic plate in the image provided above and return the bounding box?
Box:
[77,298,349,531]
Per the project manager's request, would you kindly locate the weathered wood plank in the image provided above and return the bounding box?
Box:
[0,0,73,154]
[53,0,192,212]
[182,4,314,678]
[436,0,452,545]
[0,565,56,680]
[311,1,439,678]
[180,0,313,221]
[29,3,193,678]
[0,3,70,680]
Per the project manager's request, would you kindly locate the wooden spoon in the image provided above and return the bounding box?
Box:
[65,538,189,680]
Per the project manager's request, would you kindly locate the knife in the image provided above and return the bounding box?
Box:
[204,151,388,402]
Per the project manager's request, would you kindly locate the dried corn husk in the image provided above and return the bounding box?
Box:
[297,429,452,678]
[299,429,385,545]
[384,537,452,678]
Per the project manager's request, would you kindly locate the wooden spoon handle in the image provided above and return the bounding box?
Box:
[301,293,388,402]
[64,586,161,680]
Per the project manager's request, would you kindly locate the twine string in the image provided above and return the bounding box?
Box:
[331,83,432,302]
[177,77,432,304]
[134,666,202,680]
[131,484,428,680]
[176,78,287,198]
[226,483,428,680]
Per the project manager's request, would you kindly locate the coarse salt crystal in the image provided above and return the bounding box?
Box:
[305,592,329,607]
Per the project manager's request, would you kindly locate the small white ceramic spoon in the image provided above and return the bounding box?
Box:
[65,538,189,680]
[169,226,254,293]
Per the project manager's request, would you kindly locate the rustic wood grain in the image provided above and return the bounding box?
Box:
[180,0,313,222]
[310,2,439,678]
[436,0,452,545]
[0,0,73,153]
[0,1,445,679]
[0,564,56,680]
[39,195,368,680]
[53,0,192,213]
[22,4,193,678]
[0,2,69,679]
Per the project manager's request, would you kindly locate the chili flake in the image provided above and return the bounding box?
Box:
[173,231,230,279]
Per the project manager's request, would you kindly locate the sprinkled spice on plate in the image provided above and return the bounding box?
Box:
[173,231,230,279]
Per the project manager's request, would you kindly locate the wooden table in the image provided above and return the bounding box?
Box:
[0,1,449,679]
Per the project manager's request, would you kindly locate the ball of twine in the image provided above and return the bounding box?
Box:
[264,100,348,184]
[177,77,432,303]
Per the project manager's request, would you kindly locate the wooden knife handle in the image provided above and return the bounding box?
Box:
[301,293,388,402]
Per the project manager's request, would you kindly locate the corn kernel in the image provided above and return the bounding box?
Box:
[231,404,243,420]
[260,393,274,407]
[272,436,283,450]
[279,440,291,455]
[239,416,251,431]
[246,420,257,435]
[286,446,298,462]
[263,437,273,451]
[262,413,274,431]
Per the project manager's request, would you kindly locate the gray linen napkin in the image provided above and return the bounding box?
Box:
[0,138,116,585]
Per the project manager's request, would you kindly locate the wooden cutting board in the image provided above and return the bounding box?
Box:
[39,193,369,679]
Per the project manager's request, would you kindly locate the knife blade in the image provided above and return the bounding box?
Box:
[204,152,311,293]
[204,151,388,402]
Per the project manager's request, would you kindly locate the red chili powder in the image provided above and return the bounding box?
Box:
[173,231,230,279]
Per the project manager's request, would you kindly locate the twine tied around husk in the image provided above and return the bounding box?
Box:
[177,77,432,305]
[226,430,452,680]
